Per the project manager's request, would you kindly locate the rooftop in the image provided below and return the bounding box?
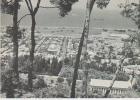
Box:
[90,79,131,89]
[124,65,140,69]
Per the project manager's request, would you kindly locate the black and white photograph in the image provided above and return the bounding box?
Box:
[0,0,140,98]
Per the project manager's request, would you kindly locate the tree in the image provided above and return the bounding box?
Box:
[1,70,15,98]
[24,0,77,91]
[1,0,20,79]
[51,57,58,75]
[104,56,126,97]
[69,0,110,98]
[70,0,96,97]
[50,0,78,17]
[24,0,41,91]
[1,0,21,97]
[108,46,114,63]
[119,0,140,50]
[103,1,140,97]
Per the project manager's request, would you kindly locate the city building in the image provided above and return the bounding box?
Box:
[123,65,140,75]
[89,78,133,95]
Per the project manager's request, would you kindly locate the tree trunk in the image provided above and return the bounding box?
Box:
[12,0,19,80]
[6,0,19,98]
[104,57,125,98]
[82,0,91,97]
[28,15,36,92]
[138,27,140,51]
[137,0,140,51]
[70,24,85,98]
[70,0,95,97]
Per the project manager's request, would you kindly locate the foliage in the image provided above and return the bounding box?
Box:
[18,55,48,73]
[96,0,110,9]
[66,77,73,86]
[57,77,64,83]
[119,0,140,48]
[33,77,47,89]
[50,0,78,17]
[5,26,26,40]
[119,1,140,28]
[121,44,134,58]
[136,75,140,92]
[50,57,63,75]
[33,85,69,98]
[64,57,70,65]
[89,60,117,74]
[88,69,113,80]
[0,55,63,77]
[18,78,29,91]
[1,0,21,15]
[116,71,129,81]
[1,69,18,97]
[18,55,62,75]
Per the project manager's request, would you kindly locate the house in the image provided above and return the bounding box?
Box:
[89,79,132,95]
[123,65,140,75]
[101,59,120,65]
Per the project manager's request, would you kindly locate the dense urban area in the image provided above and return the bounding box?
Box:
[1,26,140,98]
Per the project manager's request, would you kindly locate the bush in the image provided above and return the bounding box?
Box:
[64,57,70,65]
[57,77,64,83]
[34,77,47,89]
[18,78,28,91]
[1,69,15,92]
[2,55,62,76]
[33,88,57,98]
[56,93,66,98]
[116,71,129,81]
[136,75,140,91]
[1,69,18,97]
[66,77,72,86]
[18,55,63,76]
[18,55,50,73]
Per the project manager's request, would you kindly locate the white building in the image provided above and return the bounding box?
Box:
[123,65,140,75]
[89,79,132,95]
[101,59,120,65]
[47,44,60,55]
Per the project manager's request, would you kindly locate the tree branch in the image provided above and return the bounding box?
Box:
[17,14,31,25]
[25,0,32,13]
[28,0,33,11]
[34,0,41,15]
[35,37,48,52]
